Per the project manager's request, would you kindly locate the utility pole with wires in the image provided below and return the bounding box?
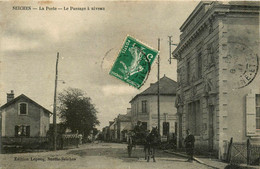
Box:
[157,38,160,136]
[53,52,59,151]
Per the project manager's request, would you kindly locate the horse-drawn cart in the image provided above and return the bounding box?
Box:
[126,127,159,162]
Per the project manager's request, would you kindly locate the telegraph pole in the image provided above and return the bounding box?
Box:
[157,38,160,136]
[53,52,59,151]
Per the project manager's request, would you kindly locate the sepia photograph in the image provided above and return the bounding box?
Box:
[0,1,259,169]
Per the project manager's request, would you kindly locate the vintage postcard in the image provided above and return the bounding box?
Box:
[0,1,259,169]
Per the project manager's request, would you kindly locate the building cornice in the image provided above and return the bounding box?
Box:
[180,1,212,31]
[173,2,260,59]
[129,93,176,103]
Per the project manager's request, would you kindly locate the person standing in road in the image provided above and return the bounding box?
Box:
[184,129,195,162]
[132,121,143,145]
[133,121,142,134]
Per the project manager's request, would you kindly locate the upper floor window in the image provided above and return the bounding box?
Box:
[142,100,147,113]
[207,43,215,67]
[19,103,28,115]
[187,61,190,84]
[197,53,202,78]
[256,94,260,130]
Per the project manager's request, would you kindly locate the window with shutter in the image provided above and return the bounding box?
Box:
[14,125,30,137]
[256,94,260,130]
[15,125,18,137]
[246,94,256,136]
[26,126,30,137]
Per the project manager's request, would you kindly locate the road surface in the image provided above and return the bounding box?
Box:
[0,142,216,169]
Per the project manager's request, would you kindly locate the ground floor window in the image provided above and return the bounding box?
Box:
[187,100,201,136]
[15,125,30,137]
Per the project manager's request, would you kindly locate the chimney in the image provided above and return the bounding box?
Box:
[7,90,14,103]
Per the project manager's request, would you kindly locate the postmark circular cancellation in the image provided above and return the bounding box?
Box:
[225,42,259,89]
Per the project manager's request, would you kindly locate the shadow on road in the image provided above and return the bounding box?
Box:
[67,147,141,162]
[66,146,181,163]
[159,158,187,162]
[224,164,258,169]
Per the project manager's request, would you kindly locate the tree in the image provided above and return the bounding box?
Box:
[58,88,100,140]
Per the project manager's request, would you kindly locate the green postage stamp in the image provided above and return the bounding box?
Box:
[109,35,158,89]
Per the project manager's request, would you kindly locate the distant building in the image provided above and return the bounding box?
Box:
[130,75,178,136]
[108,121,115,141]
[102,126,109,141]
[115,113,131,142]
[0,91,51,144]
[173,1,260,159]
[102,109,131,142]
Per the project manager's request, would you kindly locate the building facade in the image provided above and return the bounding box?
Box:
[115,114,131,142]
[102,126,109,141]
[130,75,178,137]
[173,1,260,159]
[0,91,51,139]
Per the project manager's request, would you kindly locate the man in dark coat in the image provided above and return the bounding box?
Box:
[133,121,144,144]
[133,121,142,134]
[184,129,195,162]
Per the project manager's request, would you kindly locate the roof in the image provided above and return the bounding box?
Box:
[130,75,177,103]
[117,114,131,122]
[0,94,52,115]
[122,123,132,131]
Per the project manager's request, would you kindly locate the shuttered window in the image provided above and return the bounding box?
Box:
[15,125,30,137]
[142,100,147,113]
[256,94,260,130]
[246,94,256,136]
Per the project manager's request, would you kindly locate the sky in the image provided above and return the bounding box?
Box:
[0,1,199,130]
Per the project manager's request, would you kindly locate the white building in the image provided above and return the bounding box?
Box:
[130,75,178,136]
